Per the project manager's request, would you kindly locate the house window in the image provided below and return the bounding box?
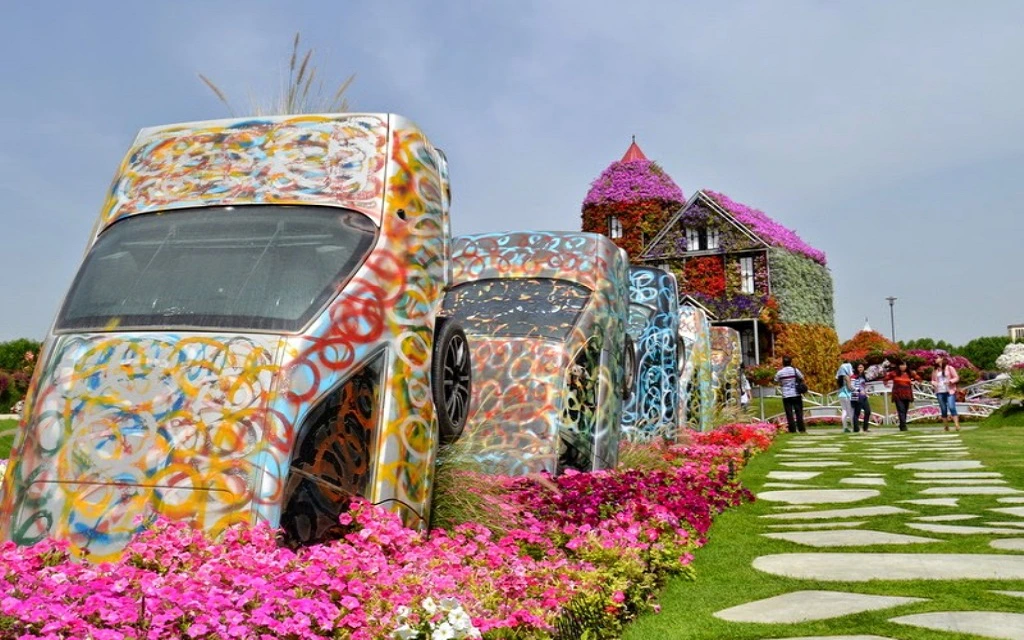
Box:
[608,216,623,239]
[707,228,720,250]
[740,257,755,294]
[685,227,720,251]
[686,228,700,251]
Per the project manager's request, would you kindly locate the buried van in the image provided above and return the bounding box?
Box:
[622,266,681,442]
[442,232,633,475]
[0,114,471,560]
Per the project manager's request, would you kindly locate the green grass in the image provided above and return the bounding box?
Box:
[981,405,1024,428]
[0,419,16,459]
[623,422,1024,640]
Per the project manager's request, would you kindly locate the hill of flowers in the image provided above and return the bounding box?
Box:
[0,423,777,640]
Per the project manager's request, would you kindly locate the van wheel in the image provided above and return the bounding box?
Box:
[622,334,637,400]
[432,319,471,445]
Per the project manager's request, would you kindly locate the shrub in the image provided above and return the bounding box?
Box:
[774,323,841,393]
[840,330,898,360]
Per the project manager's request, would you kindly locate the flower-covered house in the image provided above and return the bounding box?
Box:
[582,141,840,388]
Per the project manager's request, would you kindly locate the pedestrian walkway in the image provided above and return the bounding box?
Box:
[723,429,1024,639]
[623,425,1024,639]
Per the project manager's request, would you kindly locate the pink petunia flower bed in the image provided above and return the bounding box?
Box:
[0,423,778,640]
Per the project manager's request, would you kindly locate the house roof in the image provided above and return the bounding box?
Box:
[620,138,648,162]
[582,139,684,207]
[679,295,718,321]
[640,189,827,266]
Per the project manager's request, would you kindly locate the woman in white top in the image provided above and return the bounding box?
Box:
[930,355,960,432]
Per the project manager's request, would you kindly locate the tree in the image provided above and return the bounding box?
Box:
[953,336,1012,371]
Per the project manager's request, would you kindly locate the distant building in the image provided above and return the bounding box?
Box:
[1010,324,1024,342]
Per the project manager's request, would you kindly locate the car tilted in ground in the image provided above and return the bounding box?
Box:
[679,304,715,432]
[622,266,681,441]
[710,326,744,407]
[442,231,632,475]
[0,114,471,560]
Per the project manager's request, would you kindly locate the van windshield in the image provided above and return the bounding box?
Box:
[57,205,377,333]
[626,303,656,339]
[443,278,591,341]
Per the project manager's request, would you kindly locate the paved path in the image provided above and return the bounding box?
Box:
[714,428,1024,640]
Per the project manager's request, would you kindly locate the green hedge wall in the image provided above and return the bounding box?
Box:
[769,248,835,328]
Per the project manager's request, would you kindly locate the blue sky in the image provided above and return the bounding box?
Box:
[1,1,1020,345]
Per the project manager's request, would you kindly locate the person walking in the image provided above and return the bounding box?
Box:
[931,354,960,432]
[850,363,871,433]
[774,356,807,434]
[885,361,918,431]
[836,362,855,433]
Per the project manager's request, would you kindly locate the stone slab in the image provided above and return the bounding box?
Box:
[764,482,814,488]
[910,479,1008,485]
[895,460,984,470]
[900,498,959,507]
[921,486,1023,496]
[991,539,1024,551]
[753,553,1024,581]
[762,506,912,521]
[713,590,925,624]
[767,471,823,481]
[854,473,885,477]
[763,529,939,547]
[987,521,1024,529]
[757,489,879,505]
[766,521,867,530]
[890,611,1024,640]
[998,497,1024,504]
[906,522,1024,535]
[992,591,1024,599]
[914,514,979,522]
[780,447,843,454]
[840,477,886,486]
[915,472,1003,478]
[992,507,1024,518]
[779,461,853,468]
[773,505,815,511]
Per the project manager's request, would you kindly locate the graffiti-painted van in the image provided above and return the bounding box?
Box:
[710,326,743,408]
[622,266,680,441]
[678,305,714,432]
[0,114,472,559]
[442,232,632,475]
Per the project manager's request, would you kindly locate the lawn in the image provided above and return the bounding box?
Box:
[0,418,16,459]
[622,420,1024,640]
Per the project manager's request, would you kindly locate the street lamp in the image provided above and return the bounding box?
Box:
[886,296,897,343]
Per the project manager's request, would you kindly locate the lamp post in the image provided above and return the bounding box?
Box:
[886,296,897,343]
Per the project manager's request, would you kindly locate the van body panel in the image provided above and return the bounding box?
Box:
[0,113,453,558]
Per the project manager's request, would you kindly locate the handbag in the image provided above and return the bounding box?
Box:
[796,379,809,395]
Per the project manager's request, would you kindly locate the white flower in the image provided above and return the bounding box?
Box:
[391,623,420,640]
[430,621,455,640]
[395,606,412,621]
[447,607,473,632]
[421,597,437,616]
[996,343,1024,371]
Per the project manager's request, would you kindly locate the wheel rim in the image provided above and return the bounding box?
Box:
[442,333,471,427]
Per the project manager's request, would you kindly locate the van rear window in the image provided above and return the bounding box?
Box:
[443,278,590,341]
[57,205,376,333]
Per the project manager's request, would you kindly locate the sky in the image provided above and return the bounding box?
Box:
[0,1,1021,346]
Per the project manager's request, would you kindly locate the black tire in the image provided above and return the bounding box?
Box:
[432,318,472,445]
[622,334,637,400]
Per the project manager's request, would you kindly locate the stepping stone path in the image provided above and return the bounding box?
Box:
[891,612,1024,639]
[757,489,880,505]
[713,590,925,623]
[709,429,1024,639]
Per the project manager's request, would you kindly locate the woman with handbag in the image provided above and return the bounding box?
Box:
[931,355,960,432]
[850,363,871,433]
[774,356,807,434]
